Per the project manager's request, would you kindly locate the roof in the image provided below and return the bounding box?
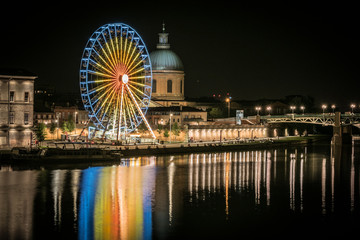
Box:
[150,50,184,71]
[0,68,37,78]
[148,106,205,112]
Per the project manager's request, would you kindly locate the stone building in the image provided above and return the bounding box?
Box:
[0,69,36,148]
[147,106,208,126]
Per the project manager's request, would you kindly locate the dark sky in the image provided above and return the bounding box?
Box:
[1,2,358,108]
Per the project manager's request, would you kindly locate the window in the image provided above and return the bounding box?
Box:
[24,113,29,125]
[24,92,29,102]
[9,112,14,124]
[152,79,157,93]
[180,80,182,94]
[167,80,172,93]
[9,91,14,102]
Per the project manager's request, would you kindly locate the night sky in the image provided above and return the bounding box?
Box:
[1,3,358,108]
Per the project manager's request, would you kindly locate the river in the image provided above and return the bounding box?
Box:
[0,142,359,239]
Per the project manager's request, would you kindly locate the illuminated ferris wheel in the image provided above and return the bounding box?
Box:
[79,23,155,140]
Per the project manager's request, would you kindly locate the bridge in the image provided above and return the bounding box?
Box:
[260,113,360,126]
[260,112,360,145]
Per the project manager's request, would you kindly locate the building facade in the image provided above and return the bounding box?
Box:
[0,69,36,148]
[147,106,208,126]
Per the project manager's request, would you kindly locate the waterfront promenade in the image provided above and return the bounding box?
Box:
[0,135,330,163]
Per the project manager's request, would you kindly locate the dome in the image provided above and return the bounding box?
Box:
[150,50,184,71]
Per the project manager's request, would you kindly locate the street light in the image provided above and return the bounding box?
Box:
[290,106,296,114]
[255,106,261,116]
[226,97,231,117]
[331,104,336,114]
[266,106,272,116]
[169,112,173,143]
[351,104,356,114]
[322,104,327,115]
[300,106,305,115]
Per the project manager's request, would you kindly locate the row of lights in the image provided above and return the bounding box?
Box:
[255,104,358,116]
[255,106,306,116]
[321,104,358,114]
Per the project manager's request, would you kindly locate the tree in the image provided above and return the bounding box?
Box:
[163,128,169,138]
[157,124,163,135]
[138,122,147,134]
[67,119,75,133]
[171,122,181,140]
[49,122,56,135]
[35,123,47,144]
[67,114,75,133]
[209,107,224,118]
[61,121,69,134]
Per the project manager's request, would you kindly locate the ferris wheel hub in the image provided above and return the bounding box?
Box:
[121,74,129,84]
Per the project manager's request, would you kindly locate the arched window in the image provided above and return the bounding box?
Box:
[180,80,182,94]
[167,79,172,93]
[152,79,157,93]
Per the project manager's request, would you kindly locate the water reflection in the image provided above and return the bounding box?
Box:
[0,143,360,239]
[0,170,38,240]
[78,157,156,240]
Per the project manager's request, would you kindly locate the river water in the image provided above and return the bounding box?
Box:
[1,142,360,239]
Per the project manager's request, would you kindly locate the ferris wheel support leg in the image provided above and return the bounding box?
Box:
[117,85,125,142]
[126,85,156,139]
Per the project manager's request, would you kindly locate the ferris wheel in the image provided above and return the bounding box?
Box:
[80,23,155,140]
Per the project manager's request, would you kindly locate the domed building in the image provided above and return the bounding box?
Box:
[150,24,185,103]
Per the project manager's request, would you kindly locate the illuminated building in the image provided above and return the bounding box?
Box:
[0,68,36,148]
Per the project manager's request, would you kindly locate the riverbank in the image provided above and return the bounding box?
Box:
[0,135,332,165]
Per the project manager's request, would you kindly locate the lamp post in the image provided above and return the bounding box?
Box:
[169,112,173,143]
[300,106,305,115]
[266,106,272,116]
[226,97,231,117]
[351,104,355,114]
[331,104,336,114]
[290,106,296,115]
[322,104,327,115]
[255,106,261,116]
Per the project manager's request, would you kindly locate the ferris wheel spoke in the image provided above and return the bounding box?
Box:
[88,81,114,95]
[88,69,114,79]
[107,28,119,66]
[123,40,133,67]
[127,84,145,102]
[127,67,144,77]
[95,39,117,71]
[124,44,137,68]
[105,41,118,67]
[123,94,135,129]
[101,47,117,70]
[117,85,124,137]
[126,52,141,73]
[99,88,118,122]
[92,85,116,115]
[89,59,115,77]
[122,37,128,66]
[126,58,143,75]
[129,76,145,80]
[91,49,116,75]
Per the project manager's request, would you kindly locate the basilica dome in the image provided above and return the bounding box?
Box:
[150,49,184,71]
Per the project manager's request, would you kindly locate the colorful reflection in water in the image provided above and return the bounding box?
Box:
[78,158,156,240]
[0,144,360,239]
